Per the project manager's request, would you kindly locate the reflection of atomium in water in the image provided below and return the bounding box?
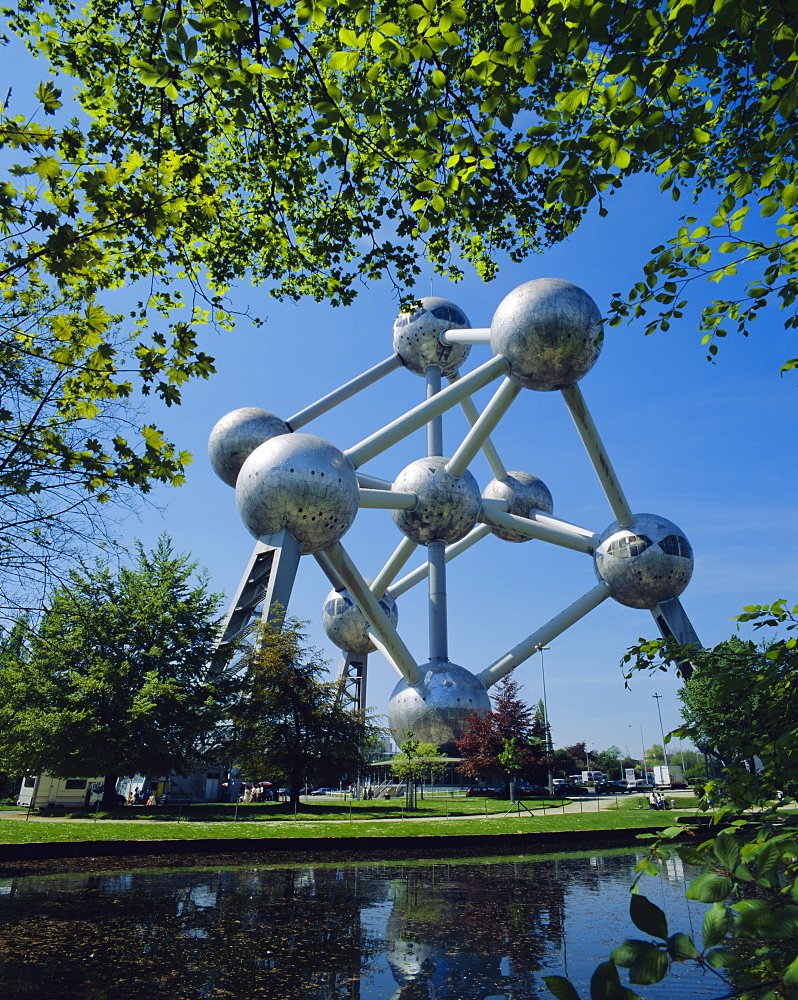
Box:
[208,281,700,746]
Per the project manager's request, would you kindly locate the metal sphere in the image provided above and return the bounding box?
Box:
[208,407,290,487]
[236,432,359,554]
[482,471,554,542]
[594,513,694,609]
[322,582,398,654]
[490,278,603,391]
[387,661,491,745]
[393,296,471,377]
[392,456,481,546]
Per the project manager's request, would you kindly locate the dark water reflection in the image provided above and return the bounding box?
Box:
[0,850,720,999]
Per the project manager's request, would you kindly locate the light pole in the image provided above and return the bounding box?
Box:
[630,724,646,777]
[536,644,553,790]
[653,693,668,769]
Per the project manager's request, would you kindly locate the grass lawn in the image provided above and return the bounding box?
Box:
[0,807,697,845]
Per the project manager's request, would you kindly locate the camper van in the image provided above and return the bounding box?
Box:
[17,774,106,809]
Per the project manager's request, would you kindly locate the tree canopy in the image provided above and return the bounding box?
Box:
[228,616,374,805]
[5,0,798,368]
[1,0,796,607]
[0,535,231,804]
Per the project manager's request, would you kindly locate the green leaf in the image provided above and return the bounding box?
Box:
[329,51,359,71]
[589,960,639,1000]
[686,873,732,903]
[543,975,582,1000]
[629,946,669,985]
[630,895,668,939]
[713,832,741,871]
[611,940,650,968]
[783,954,798,986]
[702,902,729,949]
[667,932,698,961]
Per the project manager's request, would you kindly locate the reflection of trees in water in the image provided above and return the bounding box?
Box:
[384,861,567,999]
[0,867,383,999]
[0,854,673,1000]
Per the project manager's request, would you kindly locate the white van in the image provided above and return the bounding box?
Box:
[17,774,105,808]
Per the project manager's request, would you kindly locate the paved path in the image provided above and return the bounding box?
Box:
[0,791,694,827]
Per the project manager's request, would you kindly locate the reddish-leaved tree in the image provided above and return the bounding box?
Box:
[455,673,550,786]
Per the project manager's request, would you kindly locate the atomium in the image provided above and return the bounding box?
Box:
[209,276,701,748]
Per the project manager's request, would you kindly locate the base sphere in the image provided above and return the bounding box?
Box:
[490,278,603,391]
[387,661,491,745]
[236,432,359,554]
[593,513,694,609]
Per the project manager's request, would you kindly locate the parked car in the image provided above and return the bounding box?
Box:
[552,783,591,797]
[595,781,630,795]
[465,786,502,797]
[515,783,551,797]
[311,787,341,796]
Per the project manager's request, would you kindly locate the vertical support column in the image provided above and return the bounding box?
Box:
[426,366,443,456]
[428,540,448,662]
[426,364,448,663]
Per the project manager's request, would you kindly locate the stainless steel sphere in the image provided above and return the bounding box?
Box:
[322,582,398,654]
[393,296,471,376]
[392,456,481,546]
[236,432,359,554]
[482,471,554,542]
[490,278,603,390]
[594,513,694,609]
[208,407,290,487]
[387,661,491,745]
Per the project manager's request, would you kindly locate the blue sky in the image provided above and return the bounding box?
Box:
[117,174,796,759]
[8,36,797,760]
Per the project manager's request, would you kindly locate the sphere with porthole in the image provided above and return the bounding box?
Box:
[593,513,694,609]
[490,278,603,391]
[322,583,398,655]
[208,407,290,487]
[392,456,481,546]
[393,296,471,376]
[235,432,359,554]
[482,471,554,542]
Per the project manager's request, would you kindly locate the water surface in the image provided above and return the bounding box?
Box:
[0,850,721,999]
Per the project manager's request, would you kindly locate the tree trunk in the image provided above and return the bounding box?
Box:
[101,773,120,809]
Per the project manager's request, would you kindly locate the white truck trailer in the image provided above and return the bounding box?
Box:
[653,764,686,788]
[17,774,104,808]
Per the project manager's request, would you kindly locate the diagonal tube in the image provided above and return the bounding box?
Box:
[345,355,509,468]
[391,524,492,597]
[449,375,507,480]
[287,354,402,429]
[446,377,522,478]
[477,582,611,688]
[319,542,423,686]
[480,506,599,554]
[370,536,418,600]
[561,384,634,528]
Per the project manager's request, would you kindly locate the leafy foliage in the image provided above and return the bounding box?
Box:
[455,671,549,784]
[228,615,374,805]
[546,602,798,1000]
[4,0,798,370]
[0,535,231,801]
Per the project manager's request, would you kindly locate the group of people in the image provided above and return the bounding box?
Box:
[648,790,670,810]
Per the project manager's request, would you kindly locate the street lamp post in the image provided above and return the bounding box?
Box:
[536,644,553,791]
[653,693,669,770]
[630,724,646,778]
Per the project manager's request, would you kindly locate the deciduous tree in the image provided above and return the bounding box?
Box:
[229,615,374,806]
[456,672,548,787]
[0,535,231,806]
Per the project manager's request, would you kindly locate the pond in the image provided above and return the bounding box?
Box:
[0,849,723,999]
